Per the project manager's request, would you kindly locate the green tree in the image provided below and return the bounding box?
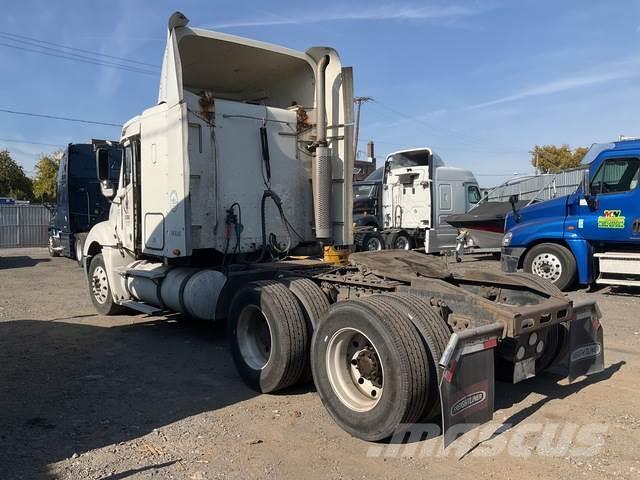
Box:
[530,144,589,173]
[32,152,61,202]
[0,150,33,200]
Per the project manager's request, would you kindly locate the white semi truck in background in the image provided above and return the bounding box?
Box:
[83,12,605,445]
[354,148,481,252]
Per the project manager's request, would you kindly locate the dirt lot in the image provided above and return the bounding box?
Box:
[0,248,639,480]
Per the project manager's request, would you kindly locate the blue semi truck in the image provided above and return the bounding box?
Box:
[48,141,121,263]
[502,139,640,290]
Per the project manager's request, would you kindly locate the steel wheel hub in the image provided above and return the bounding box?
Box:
[237,305,272,370]
[531,253,562,282]
[326,328,383,412]
[91,266,109,304]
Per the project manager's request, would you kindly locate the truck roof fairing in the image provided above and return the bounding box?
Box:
[158,12,341,110]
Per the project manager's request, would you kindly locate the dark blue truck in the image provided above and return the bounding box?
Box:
[502,140,640,290]
[48,141,121,263]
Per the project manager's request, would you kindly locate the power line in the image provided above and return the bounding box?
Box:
[368,99,517,152]
[0,30,160,68]
[0,138,64,148]
[0,33,159,74]
[0,41,158,76]
[0,108,122,127]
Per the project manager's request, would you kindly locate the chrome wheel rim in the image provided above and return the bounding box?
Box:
[91,265,109,304]
[237,305,272,370]
[366,236,382,251]
[76,241,82,262]
[531,253,562,282]
[326,328,383,412]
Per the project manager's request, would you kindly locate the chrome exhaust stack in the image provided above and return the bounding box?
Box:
[314,55,332,241]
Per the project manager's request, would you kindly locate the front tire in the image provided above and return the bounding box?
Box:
[74,233,87,267]
[88,253,122,315]
[48,236,60,257]
[523,243,576,291]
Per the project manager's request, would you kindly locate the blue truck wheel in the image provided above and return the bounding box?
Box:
[523,243,577,291]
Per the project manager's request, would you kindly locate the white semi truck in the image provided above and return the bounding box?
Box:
[354,148,482,252]
[83,12,605,445]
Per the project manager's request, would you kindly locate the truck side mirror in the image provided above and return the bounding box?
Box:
[509,194,521,223]
[96,148,115,198]
[581,169,591,197]
[580,169,598,210]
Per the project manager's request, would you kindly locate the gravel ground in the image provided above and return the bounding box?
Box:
[0,248,639,480]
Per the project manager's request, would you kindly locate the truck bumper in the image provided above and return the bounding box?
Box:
[501,247,526,272]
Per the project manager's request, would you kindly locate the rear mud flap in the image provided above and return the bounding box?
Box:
[439,323,503,448]
[568,301,604,382]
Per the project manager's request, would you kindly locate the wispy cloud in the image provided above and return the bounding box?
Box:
[208,4,477,29]
[468,64,640,110]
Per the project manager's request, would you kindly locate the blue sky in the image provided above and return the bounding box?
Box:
[2,0,640,186]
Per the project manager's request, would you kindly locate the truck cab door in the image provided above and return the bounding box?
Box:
[573,155,640,243]
[116,139,140,253]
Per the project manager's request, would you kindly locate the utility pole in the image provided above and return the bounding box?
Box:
[353,96,373,162]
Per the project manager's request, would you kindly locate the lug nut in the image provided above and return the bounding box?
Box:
[536,341,545,354]
[516,346,526,360]
[529,332,538,346]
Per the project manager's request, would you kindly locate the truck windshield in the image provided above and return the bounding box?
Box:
[354,184,375,198]
[387,151,430,169]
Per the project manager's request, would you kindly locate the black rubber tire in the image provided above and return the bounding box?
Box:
[361,296,430,422]
[356,231,385,251]
[311,296,429,441]
[75,233,87,267]
[228,280,309,393]
[280,276,331,384]
[387,231,413,250]
[281,277,331,330]
[88,253,123,315]
[375,293,451,421]
[523,243,577,291]
[508,272,565,297]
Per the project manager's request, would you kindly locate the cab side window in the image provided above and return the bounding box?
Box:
[123,144,133,187]
[590,158,640,194]
[467,185,481,205]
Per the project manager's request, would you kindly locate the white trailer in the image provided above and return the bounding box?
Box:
[83,12,606,445]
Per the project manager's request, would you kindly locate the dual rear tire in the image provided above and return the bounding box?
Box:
[227,278,329,393]
[227,284,452,441]
[310,294,450,440]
